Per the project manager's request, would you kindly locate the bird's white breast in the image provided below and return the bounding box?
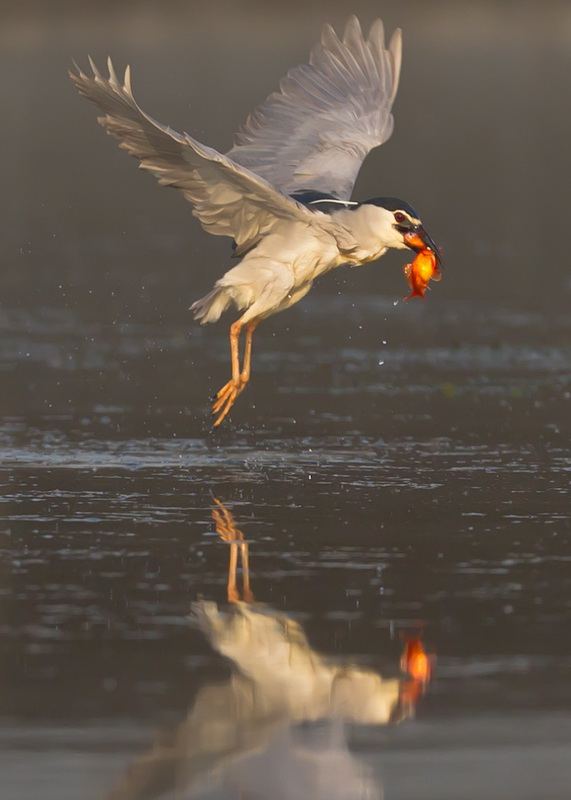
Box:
[254,220,345,284]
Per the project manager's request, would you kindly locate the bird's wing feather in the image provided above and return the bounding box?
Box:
[70,58,316,255]
[226,16,402,200]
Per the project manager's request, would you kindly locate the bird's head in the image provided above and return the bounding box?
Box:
[363,197,442,265]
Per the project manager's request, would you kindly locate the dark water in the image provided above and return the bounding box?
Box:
[2,298,570,799]
[2,2,571,798]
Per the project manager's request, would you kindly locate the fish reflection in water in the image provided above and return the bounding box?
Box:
[105,501,432,800]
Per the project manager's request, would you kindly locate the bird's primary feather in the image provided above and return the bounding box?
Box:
[69,58,319,257]
[227,16,402,200]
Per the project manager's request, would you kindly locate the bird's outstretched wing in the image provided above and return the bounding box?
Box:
[70,59,314,256]
[227,16,402,201]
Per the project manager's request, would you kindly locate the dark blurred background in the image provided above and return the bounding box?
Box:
[2,6,571,798]
[2,0,571,321]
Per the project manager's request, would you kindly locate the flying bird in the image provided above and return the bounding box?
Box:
[70,16,441,427]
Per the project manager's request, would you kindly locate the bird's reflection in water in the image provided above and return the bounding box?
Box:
[105,500,432,800]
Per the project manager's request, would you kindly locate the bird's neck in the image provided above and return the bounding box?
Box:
[332,206,394,265]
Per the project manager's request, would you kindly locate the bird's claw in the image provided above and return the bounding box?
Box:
[214,379,234,402]
[211,378,246,427]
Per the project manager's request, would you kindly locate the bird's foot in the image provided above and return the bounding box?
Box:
[213,378,237,405]
[211,378,246,427]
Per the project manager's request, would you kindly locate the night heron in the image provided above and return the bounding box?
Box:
[103,499,419,800]
[70,16,441,427]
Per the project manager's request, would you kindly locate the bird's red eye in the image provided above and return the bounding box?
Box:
[394,212,406,223]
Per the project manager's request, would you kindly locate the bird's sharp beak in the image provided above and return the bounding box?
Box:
[404,227,443,267]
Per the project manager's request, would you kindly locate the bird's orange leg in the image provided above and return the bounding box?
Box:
[212,320,243,426]
[240,318,260,385]
[212,317,260,427]
[227,540,240,604]
[239,540,254,603]
[212,498,254,604]
[212,498,240,603]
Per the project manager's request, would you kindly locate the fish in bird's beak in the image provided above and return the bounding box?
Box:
[403,250,439,301]
[389,634,435,723]
[400,635,433,683]
[403,227,443,267]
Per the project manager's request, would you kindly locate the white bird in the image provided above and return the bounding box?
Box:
[102,500,422,800]
[104,601,394,800]
[70,16,441,427]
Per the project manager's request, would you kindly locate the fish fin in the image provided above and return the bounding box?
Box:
[403,289,426,301]
[403,263,413,289]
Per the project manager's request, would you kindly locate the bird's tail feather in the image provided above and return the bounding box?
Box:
[191,286,232,324]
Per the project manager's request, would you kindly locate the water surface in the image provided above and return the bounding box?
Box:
[2,299,570,799]
[2,2,571,797]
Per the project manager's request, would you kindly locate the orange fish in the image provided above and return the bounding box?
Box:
[403,248,441,301]
[403,231,426,250]
[399,678,424,707]
[400,636,433,684]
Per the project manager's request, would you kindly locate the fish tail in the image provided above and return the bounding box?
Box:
[403,288,426,301]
